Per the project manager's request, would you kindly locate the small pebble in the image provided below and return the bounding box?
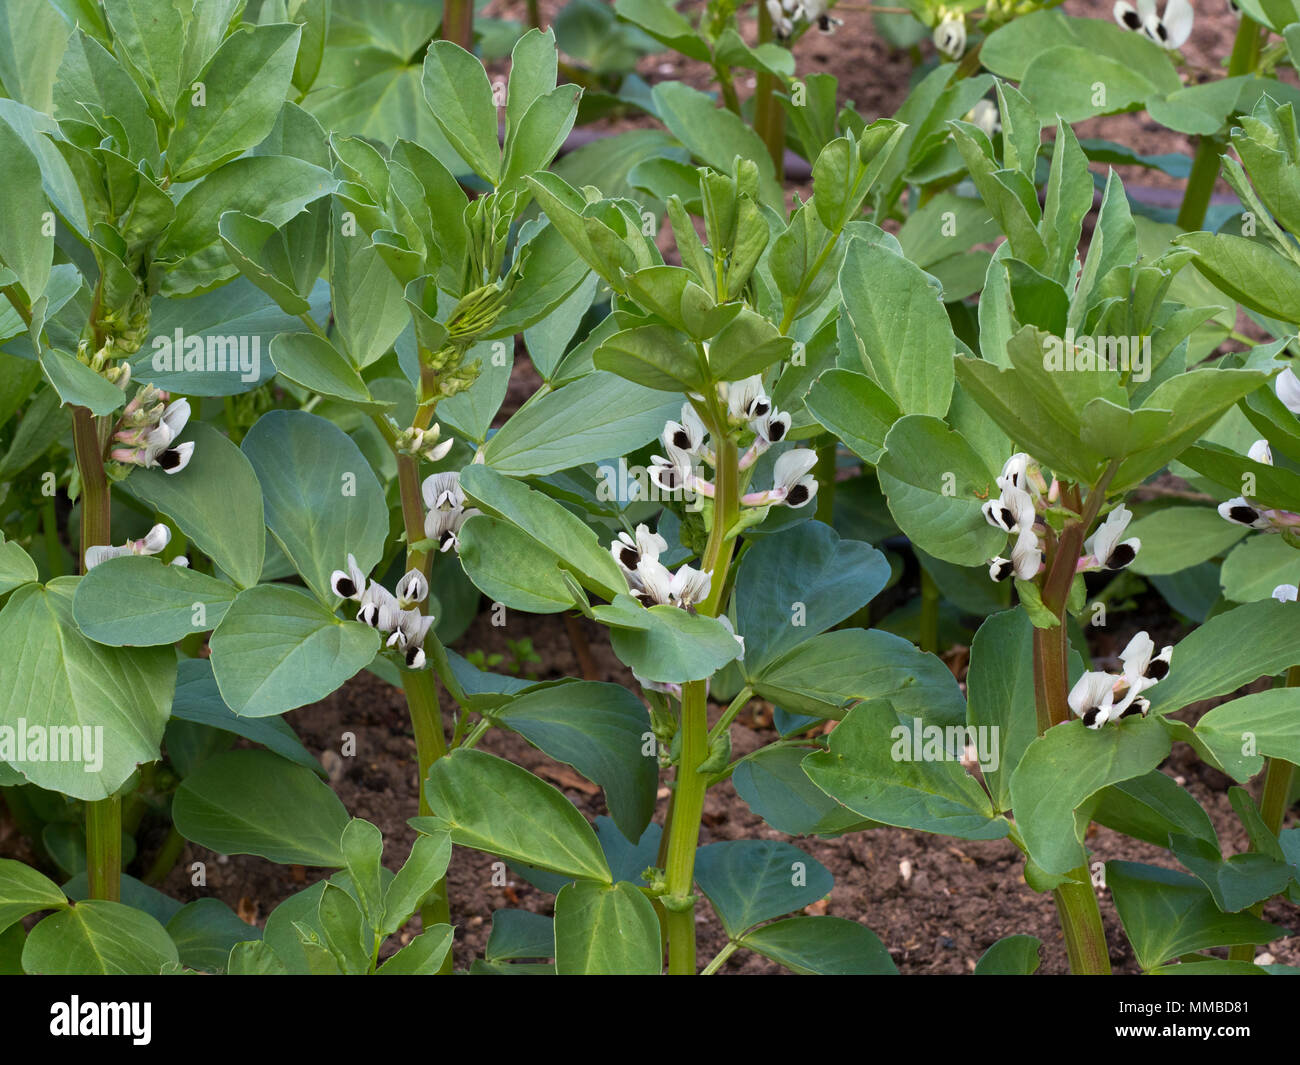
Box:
[899,858,913,883]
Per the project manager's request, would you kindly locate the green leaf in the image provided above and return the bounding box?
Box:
[127,421,265,589]
[839,239,954,417]
[592,593,743,684]
[241,410,388,603]
[375,925,455,974]
[0,538,38,594]
[1092,770,1218,850]
[694,840,833,937]
[167,24,302,181]
[103,0,184,109]
[422,748,611,882]
[0,102,54,301]
[456,515,577,613]
[966,610,1077,813]
[593,322,705,393]
[750,628,966,726]
[734,521,889,672]
[38,348,124,415]
[1148,599,1300,714]
[22,899,177,975]
[0,578,175,800]
[381,831,452,937]
[812,122,905,233]
[1174,231,1300,325]
[269,333,385,409]
[73,555,235,645]
[1020,46,1157,122]
[491,681,656,844]
[481,371,680,476]
[974,934,1042,975]
[172,749,350,866]
[1192,688,1300,782]
[1128,506,1249,576]
[169,658,323,777]
[554,880,661,974]
[166,898,260,973]
[732,746,875,836]
[738,916,896,975]
[650,81,782,209]
[1169,833,1294,913]
[218,210,316,316]
[804,368,900,465]
[329,198,408,368]
[1106,861,1286,970]
[1009,716,1173,875]
[208,584,379,718]
[803,701,1007,840]
[421,41,500,183]
[157,156,337,296]
[1221,534,1300,603]
[485,909,554,961]
[877,415,1005,568]
[0,858,67,933]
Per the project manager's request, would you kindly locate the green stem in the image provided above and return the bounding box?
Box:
[41,499,63,578]
[753,1,785,180]
[85,798,121,902]
[1176,15,1260,231]
[919,566,940,656]
[142,824,186,886]
[442,0,474,50]
[74,406,118,900]
[663,678,708,975]
[526,0,540,29]
[1053,871,1112,975]
[707,685,753,745]
[700,940,738,975]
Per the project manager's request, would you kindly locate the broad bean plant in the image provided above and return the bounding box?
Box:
[0,0,1298,977]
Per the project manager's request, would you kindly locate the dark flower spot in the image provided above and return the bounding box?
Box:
[672,429,691,449]
[1146,659,1169,681]
[1228,505,1260,525]
[768,419,787,441]
[787,484,810,506]
[336,577,356,598]
[619,546,639,568]
[1082,707,1101,728]
[1122,9,1142,28]
[991,560,1014,582]
[1106,543,1136,569]
[158,448,184,470]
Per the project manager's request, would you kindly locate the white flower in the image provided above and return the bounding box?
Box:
[1247,439,1273,466]
[1218,497,1271,529]
[632,557,675,606]
[1115,0,1193,48]
[611,524,668,575]
[933,14,966,59]
[422,471,464,512]
[1009,527,1042,580]
[771,448,818,508]
[1272,583,1298,603]
[395,569,429,607]
[1084,505,1140,570]
[137,400,194,474]
[1118,630,1172,683]
[386,607,435,668]
[663,403,710,457]
[84,523,173,569]
[752,409,791,447]
[766,0,793,38]
[982,482,1036,534]
[997,453,1032,492]
[648,449,695,494]
[357,581,398,631]
[1276,367,1300,415]
[1069,671,1119,729]
[669,565,712,609]
[724,374,772,423]
[969,98,1000,138]
[329,553,367,601]
[988,556,1015,582]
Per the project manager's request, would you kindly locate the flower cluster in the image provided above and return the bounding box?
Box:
[765,0,841,41]
[1068,631,1172,728]
[610,524,711,609]
[933,9,967,59]
[1113,0,1193,49]
[650,380,818,511]
[394,423,454,464]
[982,453,1045,582]
[109,386,195,475]
[85,523,188,570]
[331,555,435,669]
[422,472,478,553]
[1215,439,1300,533]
